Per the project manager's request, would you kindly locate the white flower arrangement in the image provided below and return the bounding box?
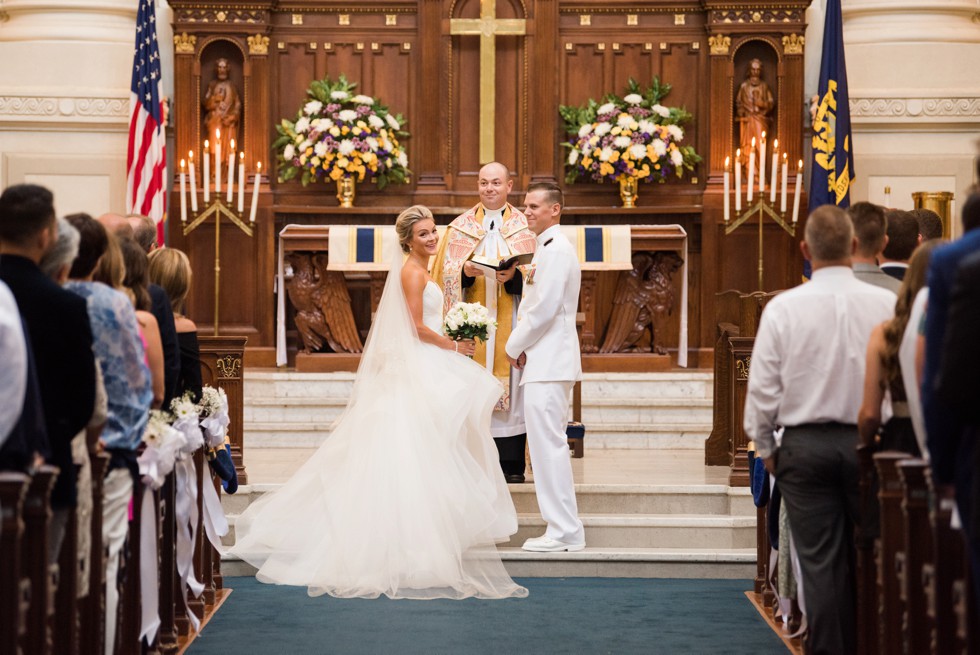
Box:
[444,301,496,343]
[199,385,230,449]
[139,410,187,490]
[274,75,411,189]
[170,393,204,456]
[559,77,701,185]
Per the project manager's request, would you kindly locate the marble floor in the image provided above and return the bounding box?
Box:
[240,447,731,487]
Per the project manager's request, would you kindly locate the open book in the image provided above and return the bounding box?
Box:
[467,251,534,276]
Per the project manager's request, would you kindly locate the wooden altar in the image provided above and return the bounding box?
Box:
[166,0,812,368]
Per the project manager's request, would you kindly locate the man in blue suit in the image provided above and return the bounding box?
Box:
[923,191,980,593]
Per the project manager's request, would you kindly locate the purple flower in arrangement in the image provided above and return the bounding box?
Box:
[325,103,341,113]
[356,105,371,115]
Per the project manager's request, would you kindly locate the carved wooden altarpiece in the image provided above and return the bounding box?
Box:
[167,0,811,370]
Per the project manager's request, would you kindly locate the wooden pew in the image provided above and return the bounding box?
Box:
[53,498,79,655]
[896,459,931,655]
[116,480,144,655]
[158,472,179,653]
[874,452,908,655]
[0,472,31,655]
[20,465,58,655]
[855,444,879,655]
[79,450,109,655]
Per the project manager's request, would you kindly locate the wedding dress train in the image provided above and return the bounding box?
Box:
[232,257,527,600]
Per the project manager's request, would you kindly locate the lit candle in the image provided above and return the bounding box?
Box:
[792,159,803,224]
[203,140,210,203]
[780,153,788,213]
[723,156,731,222]
[759,132,766,194]
[226,139,236,203]
[188,151,198,212]
[179,159,187,223]
[215,129,222,195]
[770,139,779,203]
[747,138,755,203]
[249,162,262,223]
[735,149,742,212]
[237,152,246,213]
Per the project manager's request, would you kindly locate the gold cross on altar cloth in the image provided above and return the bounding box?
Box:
[450,0,526,164]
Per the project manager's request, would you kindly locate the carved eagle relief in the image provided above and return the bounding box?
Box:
[285,253,363,354]
[600,251,684,355]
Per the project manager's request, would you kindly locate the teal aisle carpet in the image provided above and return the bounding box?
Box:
[189,577,785,654]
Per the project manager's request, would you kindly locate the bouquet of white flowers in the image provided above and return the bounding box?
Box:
[444,301,496,343]
[139,409,188,490]
[198,385,230,449]
[170,393,204,455]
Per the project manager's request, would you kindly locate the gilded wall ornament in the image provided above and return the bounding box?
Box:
[708,34,731,56]
[782,34,805,55]
[174,33,197,54]
[248,34,270,55]
[215,356,242,379]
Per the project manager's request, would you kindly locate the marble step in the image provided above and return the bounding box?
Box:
[241,420,712,449]
[508,514,756,550]
[220,484,755,518]
[220,547,757,579]
[243,396,713,427]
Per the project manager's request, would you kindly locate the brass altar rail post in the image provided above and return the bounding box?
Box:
[724,198,795,291]
[183,198,253,336]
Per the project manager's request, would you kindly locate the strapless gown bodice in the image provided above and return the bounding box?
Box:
[422,280,444,334]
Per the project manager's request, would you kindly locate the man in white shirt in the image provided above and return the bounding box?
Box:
[744,204,895,655]
[0,279,27,446]
[506,182,585,552]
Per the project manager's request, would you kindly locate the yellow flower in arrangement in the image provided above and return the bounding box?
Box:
[274,74,411,189]
[560,76,701,185]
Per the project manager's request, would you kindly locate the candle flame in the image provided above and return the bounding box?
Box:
[751,137,756,147]
[773,139,778,151]
[216,128,221,139]
[230,138,235,150]
[761,131,766,140]
[188,150,194,160]
[736,148,741,157]
[798,159,803,170]
[257,161,262,171]
[240,152,245,160]
[783,152,788,162]
[180,158,185,168]
[204,139,209,148]
[724,156,730,168]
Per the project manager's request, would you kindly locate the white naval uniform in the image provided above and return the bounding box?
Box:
[505,224,584,544]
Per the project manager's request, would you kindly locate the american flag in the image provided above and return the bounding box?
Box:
[126,0,167,244]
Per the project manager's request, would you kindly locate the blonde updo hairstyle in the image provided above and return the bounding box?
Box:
[395,205,435,254]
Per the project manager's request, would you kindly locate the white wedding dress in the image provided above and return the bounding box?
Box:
[232,257,527,600]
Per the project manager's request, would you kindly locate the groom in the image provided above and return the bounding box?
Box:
[505,182,586,552]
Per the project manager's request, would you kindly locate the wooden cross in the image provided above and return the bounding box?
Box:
[450,0,526,164]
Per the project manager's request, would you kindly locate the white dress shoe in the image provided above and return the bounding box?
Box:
[521,536,585,552]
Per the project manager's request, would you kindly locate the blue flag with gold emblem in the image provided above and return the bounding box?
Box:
[807,0,853,276]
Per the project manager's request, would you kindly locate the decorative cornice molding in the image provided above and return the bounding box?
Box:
[0,95,129,123]
[850,96,980,122]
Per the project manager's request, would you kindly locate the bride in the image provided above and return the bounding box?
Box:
[232,205,528,600]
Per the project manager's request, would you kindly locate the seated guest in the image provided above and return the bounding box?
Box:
[847,201,902,293]
[910,207,944,242]
[0,279,27,446]
[100,212,179,405]
[0,183,96,563]
[119,237,165,409]
[64,213,152,655]
[858,240,939,454]
[126,213,158,253]
[879,209,920,282]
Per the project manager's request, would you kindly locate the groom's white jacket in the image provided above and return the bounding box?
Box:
[505,224,583,385]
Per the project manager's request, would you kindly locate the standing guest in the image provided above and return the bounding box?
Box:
[937,247,980,606]
[64,213,152,655]
[505,182,585,552]
[125,213,158,253]
[148,247,201,400]
[99,212,179,405]
[847,201,902,293]
[910,207,944,242]
[744,205,895,655]
[858,240,939,454]
[119,236,166,409]
[0,279,27,446]
[923,192,980,611]
[0,184,96,562]
[879,209,920,282]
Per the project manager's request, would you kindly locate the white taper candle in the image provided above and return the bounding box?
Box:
[792,159,803,224]
[735,149,742,212]
[770,139,779,203]
[226,139,235,203]
[780,153,788,213]
[203,140,210,203]
[723,156,731,222]
[238,152,245,213]
[747,138,755,203]
[759,132,766,193]
[215,129,222,195]
[188,151,198,212]
[249,162,262,223]
[179,159,187,223]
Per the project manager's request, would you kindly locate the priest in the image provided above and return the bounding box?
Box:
[433,162,536,482]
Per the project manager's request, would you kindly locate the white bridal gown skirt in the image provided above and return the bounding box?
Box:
[232,341,528,600]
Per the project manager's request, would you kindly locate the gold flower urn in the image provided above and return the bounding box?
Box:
[618,176,638,208]
[336,176,356,208]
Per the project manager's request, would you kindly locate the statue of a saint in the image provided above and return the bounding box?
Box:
[736,59,774,165]
[203,58,241,157]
